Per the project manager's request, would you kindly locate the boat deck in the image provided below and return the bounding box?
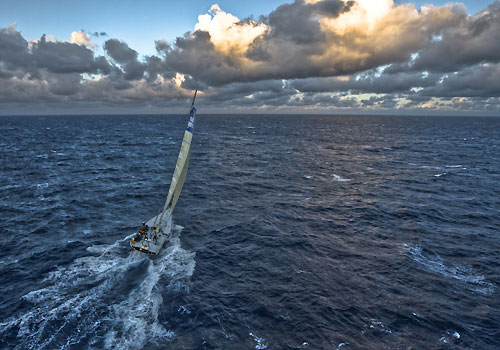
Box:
[130,230,170,255]
[130,212,172,255]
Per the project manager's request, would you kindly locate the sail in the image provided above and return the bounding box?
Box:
[158,96,197,223]
[171,150,190,212]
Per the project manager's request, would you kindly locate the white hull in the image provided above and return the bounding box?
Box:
[130,211,172,255]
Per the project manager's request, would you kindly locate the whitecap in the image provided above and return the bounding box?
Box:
[249,332,268,349]
[363,318,393,335]
[1,183,21,190]
[331,174,351,182]
[434,173,447,177]
[439,330,461,344]
[404,244,495,296]
[0,257,19,266]
[304,175,313,179]
[335,342,349,349]
[419,165,442,170]
[177,305,191,315]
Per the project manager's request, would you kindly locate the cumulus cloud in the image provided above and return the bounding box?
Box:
[412,1,500,72]
[1,1,500,114]
[70,31,93,47]
[161,0,466,85]
[32,34,109,74]
[104,39,145,80]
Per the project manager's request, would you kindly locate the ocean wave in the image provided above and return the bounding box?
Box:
[404,244,495,296]
[1,226,195,350]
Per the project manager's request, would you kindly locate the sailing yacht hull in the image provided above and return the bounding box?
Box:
[130,211,172,255]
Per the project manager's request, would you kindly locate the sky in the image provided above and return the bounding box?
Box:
[1,0,499,115]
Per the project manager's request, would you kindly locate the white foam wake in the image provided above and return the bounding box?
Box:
[404,244,494,296]
[1,225,195,350]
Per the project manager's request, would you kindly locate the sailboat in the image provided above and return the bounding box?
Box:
[130,90,198,254]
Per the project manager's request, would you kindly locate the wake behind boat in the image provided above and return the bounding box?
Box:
[130,90,198,254]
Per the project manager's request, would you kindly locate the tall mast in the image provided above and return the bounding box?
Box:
[156,89,198,225]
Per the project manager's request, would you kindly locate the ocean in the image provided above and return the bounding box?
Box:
[0,114,498,349]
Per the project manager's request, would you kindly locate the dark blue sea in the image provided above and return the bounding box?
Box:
[0,114,499,350]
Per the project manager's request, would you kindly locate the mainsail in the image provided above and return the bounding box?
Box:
[157,90,197,225]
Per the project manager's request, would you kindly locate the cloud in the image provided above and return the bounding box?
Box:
[412,1,500,72]
[160,0,466,85]
[418,62,500,97]
[70,31,93,47]
[32,34,110,74]
[0,23,31,74]
[1,1,500,115]
[104,39,145,80]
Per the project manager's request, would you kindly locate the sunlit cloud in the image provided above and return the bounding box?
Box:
[315,0,394,32]
[70,31,94,47]
[195,4,267,56]
[1,0,500,114]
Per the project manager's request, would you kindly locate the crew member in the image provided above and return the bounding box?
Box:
[139,221,149,234]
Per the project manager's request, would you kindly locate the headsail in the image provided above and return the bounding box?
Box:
[157,90,197,224]
[171,150,190,212]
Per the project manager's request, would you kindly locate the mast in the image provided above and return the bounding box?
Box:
[157,89,198,225]
[191,89,197,109]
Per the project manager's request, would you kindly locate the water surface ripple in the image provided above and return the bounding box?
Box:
[0,115,499,349]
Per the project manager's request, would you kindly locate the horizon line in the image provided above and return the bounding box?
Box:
[1,113,499,118]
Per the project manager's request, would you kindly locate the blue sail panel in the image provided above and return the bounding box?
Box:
[186,107,196,133]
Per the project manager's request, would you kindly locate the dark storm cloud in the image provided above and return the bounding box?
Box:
[2,1,500,114]
[0,24,32,72]
[159,30,228,85]
[418,63,500,97]
[360,95,399,108]
[245,0,354,62]
[290,69,441,95]
[159,0,467,86]
[412,2,500,72]
[264,0,353,45]
[46,72,82,96]
[105,39,138,63]
[104,39,145,80]
[33,35,110,74]
[0,24,114,100]
[159,0,360,86]
[0,73,53,102]
[0,25,110,78]
[402,94,433,108]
